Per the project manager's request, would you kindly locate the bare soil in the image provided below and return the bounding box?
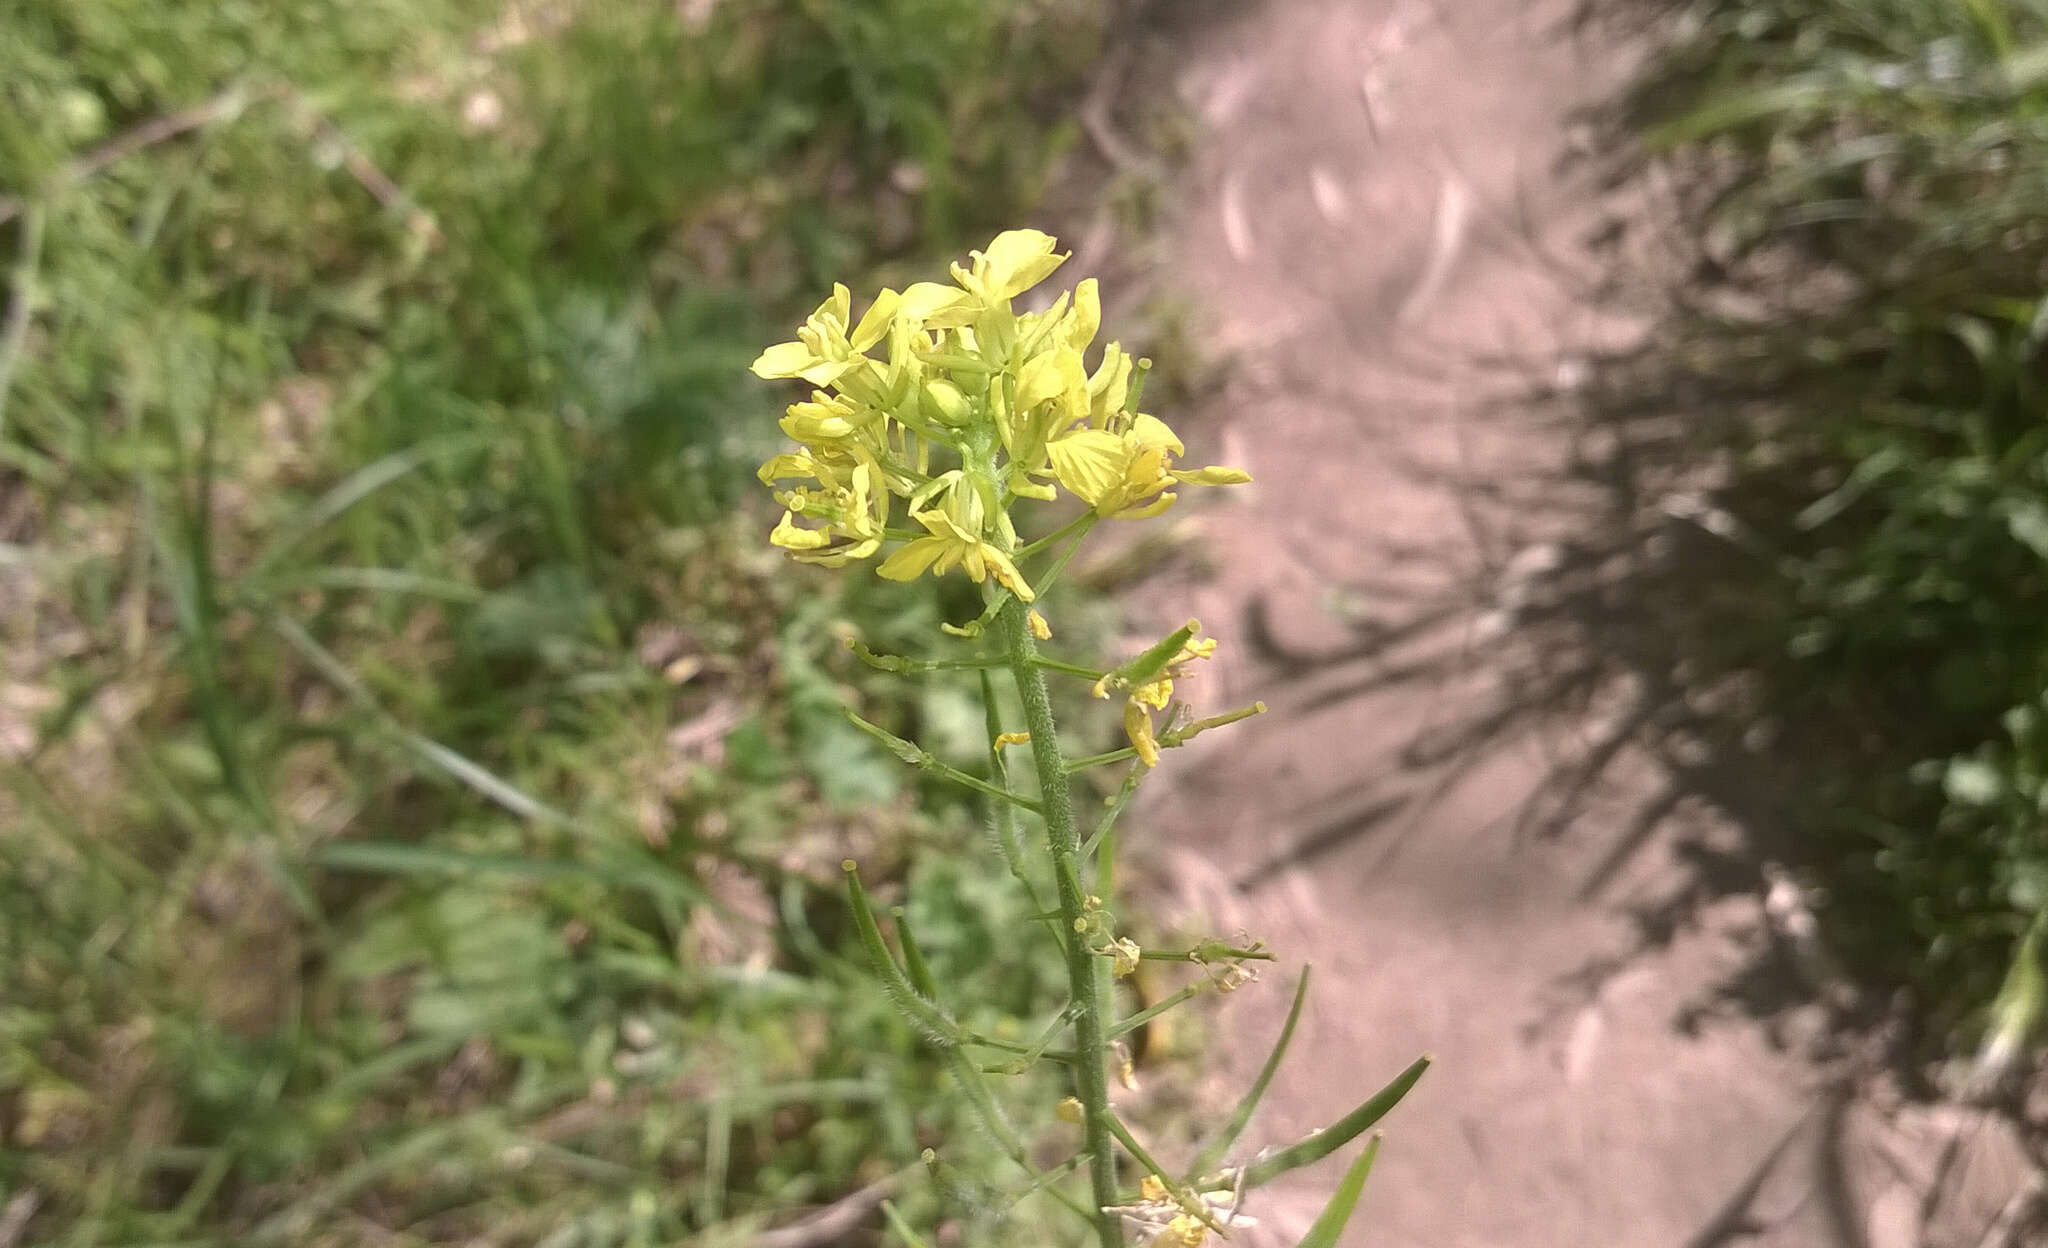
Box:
[1107,2,2040,1244]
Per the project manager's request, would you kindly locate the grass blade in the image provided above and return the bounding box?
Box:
[270,612,571,826]
[312,840,703,908]
[1190,966,1311,1175]
[1292,1133,1382,1248]
[243,434,484,583]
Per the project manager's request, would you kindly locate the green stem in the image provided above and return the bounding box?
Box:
[1016,510,1096,561]
[995,597,1122,1247]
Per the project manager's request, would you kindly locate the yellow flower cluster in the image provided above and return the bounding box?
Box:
[752,230,1250,599]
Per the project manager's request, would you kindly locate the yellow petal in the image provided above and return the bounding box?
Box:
[769,513,830,551]
[900,281,980,329]
[975,228,1068,300]
[1123,699,1160,768]
[1015,347,1084,414]
[757,453,817,483]
[779,404,858,443]
[792,535,880,566]
[1132,677,1173,710]
[1087,344,1132,425]
[1028,609,1052,640]
[877,537,947,581]
[1108,491,1176,520]
[994,731,1032,749]
[849,288,901,352]
[1131,413,1184,456]
[1066,277,1101,351]
[1046,430,1128,508]
[818,283,852,330]
[751,340,818,379]
[981,545,1036,602]
[1170,465,1252,486]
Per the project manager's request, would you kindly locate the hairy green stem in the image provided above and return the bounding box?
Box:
[995,597,1122,1247]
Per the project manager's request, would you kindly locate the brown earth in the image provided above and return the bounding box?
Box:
[1093,2,2041,1245]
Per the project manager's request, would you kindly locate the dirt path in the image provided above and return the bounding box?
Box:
[1106,2,2033,1245]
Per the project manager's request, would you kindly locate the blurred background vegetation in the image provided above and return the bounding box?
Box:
[1607,0,2048,1053]
[0,2,1125,1243]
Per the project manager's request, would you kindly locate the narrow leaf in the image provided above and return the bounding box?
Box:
[1227,1054,1429,1190]
[892,906,941,999]
[844,863,966,1049]
[1293,1134,1383,1248]
[313,841,703,908]
[1191,966,1312,1175]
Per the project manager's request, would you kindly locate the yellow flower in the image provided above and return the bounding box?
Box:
[777,390,880,446]
[767,461,886,566]
[876,497,1035,601]
[949,228,1069,303]
[1028,609,1052,640]
[1047,414,1250,519]
[751,285,900,387]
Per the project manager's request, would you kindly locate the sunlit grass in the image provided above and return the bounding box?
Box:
[0,1,1105,1241]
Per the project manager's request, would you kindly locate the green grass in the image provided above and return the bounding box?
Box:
[1609,0,2048,1040]
[0,1,1112,1242]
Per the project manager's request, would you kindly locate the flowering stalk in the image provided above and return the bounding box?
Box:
[750,230,1426,1247]
[995,594,1123,1246]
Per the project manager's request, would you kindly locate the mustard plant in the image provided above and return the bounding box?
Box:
[751,230,1427,1246]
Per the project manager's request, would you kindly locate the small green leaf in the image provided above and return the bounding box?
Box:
[1293,1134,1383,1248]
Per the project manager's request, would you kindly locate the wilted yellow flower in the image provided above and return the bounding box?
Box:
[1028,609,1052,640]
[1101,632,1219,767]
[1108,936,1142,978]
[1154,1215,1208,1247]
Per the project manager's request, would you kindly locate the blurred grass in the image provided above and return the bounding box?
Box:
[0,1,1114,1242]
[1607,0,2048,1039]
